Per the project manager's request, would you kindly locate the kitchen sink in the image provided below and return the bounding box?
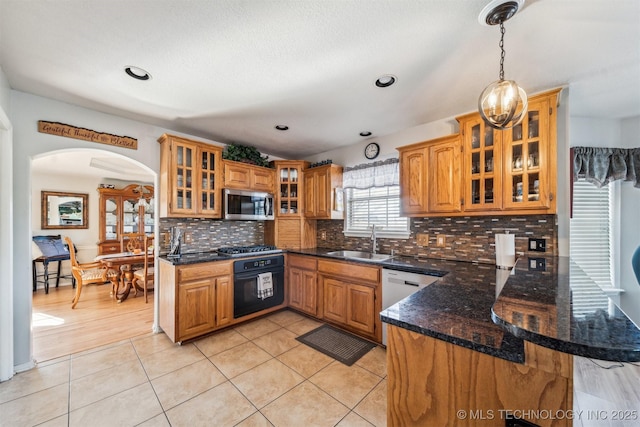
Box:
[326,250,391,262]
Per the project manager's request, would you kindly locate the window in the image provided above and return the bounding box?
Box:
[570,180,615,316]
[344,185,410,238]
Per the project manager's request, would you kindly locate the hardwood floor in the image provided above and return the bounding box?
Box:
[32,282,154,363]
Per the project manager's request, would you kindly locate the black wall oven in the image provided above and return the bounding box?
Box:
[233,255,285,318]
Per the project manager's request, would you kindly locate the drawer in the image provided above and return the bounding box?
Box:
[178,261,231,282]
[288,254,317,270]
[318,259,379,283]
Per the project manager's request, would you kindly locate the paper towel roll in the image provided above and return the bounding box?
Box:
[495,233,515,268]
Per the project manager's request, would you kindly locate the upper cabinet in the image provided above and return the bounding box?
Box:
[303,164,344,220]
[157,134,223,218]
[398,135,461,216]
[398,88,560,217]
[98,184,154,255]
[457,89,559,215]
[273,160,308,217]
[223,160,275,193]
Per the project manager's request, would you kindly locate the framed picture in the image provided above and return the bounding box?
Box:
[41,191,88,229]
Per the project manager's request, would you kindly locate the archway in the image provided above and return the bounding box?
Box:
[30,148,159,362]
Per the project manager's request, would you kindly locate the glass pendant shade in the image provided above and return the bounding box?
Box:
[479,79,527,129]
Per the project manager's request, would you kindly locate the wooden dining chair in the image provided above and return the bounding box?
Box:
[120,232,144,253]
[64,237,117,309]
[131,235,155,303]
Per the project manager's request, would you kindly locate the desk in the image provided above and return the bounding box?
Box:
[96,252,145,302]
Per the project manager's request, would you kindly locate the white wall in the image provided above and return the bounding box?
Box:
[9,90,231,369]
[0,66,15,380]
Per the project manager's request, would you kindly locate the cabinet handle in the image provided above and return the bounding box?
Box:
[549,193,554,201]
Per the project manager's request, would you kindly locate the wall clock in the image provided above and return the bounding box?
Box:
[364,142,380,160]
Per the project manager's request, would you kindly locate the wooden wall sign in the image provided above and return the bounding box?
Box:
[38,121,138,150]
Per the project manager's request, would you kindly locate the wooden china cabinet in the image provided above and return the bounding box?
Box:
[264,160,317,250]
[157,134,223,218]
[97,184,154,255]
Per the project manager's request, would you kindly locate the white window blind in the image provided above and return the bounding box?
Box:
[344,186,410,237]
[570,180,614,316]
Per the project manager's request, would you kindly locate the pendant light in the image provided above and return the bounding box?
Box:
[478,0,527,130]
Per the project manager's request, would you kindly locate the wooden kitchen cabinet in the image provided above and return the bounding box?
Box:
[456,88,560,215]
[318,258,381,342]
[303,164,343,220]
[223,159,275,192]
[157,134,223,218]
[287,254,319,317]
[158,259,232,343]
[397,134,461,216]
[265,161,317,250]
[97,184,154,255]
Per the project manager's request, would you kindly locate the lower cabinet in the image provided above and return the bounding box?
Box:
[318,259,381,342]
[288,254,319,317]
[159,259,232,343]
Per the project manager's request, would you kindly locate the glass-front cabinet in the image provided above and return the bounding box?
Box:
[461,116,502,211]
[158,134,223,218]
[457,88,559,215]
[502,96,551,210]
[273,160,309,216]
[98,184,154,255]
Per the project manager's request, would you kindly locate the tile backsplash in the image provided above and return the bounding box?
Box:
[158,218,264,254]
[316,215,557,264]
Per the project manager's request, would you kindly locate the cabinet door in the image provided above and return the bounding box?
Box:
[462,117,502,211]
[177,279,216,340]
[303,172,317,217]
[399,146,429,215]
[101,195,119,243]
[429,136,462,213]
[323,277,347,324]
[502,98,551,210]
[301,270,318,316]
[224,163,252,189]
[170,141,197,215]
[215,275,233,327]
[199,147,221,217]
[276,165,302,217]
[346,283,375,335]
[289,268,305,310]
[315,169,330,218]
[251,168,275,192]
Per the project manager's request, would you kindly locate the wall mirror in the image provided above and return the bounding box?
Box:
[41,191,88,229]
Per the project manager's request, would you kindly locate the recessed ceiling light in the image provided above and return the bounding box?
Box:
[359,131,372,137]
[275,125,289,131]
[125,66,151,81]
[375,75,397,88]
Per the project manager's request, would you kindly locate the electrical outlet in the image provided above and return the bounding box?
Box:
[184,232,194,244]
[417,233,429,246]
[436,235,446,247]
[528,257,546,271]
[528,238,546,252]
[161,232,170,247]
[320,231,327,240]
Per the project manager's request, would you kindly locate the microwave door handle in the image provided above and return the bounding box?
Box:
[264,197,270,217]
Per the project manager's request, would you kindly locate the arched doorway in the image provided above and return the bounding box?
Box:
[30,148,159,362]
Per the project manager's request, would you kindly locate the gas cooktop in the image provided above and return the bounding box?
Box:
[216,245,283,257]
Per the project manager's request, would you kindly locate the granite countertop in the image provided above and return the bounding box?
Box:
[160,247,640,362]
[158,250,285,265]
[492,257,640,362]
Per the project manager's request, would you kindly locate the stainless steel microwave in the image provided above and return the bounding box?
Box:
[224,189,274,220]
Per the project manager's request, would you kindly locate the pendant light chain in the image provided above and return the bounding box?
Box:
[498,21,506,81]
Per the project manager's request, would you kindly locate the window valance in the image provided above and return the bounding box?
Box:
[343,158,399,189]
[572,147,640,188]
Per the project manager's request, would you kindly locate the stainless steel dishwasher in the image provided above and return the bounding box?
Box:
[382,268,439,345]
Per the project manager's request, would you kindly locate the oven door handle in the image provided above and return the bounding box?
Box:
[234,268,284,280]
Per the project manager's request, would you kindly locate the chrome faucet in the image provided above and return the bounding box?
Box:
[370,224,379,254]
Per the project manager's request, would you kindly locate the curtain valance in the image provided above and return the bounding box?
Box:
[572,147,640,188]
[343,158,399,189]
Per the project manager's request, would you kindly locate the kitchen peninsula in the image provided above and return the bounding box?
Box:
[381,256,640,427]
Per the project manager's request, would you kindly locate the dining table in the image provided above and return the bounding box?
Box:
[95,252,146,302]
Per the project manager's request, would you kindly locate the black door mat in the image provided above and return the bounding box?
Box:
[296,324,376,366]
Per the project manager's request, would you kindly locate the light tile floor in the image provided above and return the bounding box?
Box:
[0,310,387,427]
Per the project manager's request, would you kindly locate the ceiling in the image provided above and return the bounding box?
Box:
[2,0,639,160]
